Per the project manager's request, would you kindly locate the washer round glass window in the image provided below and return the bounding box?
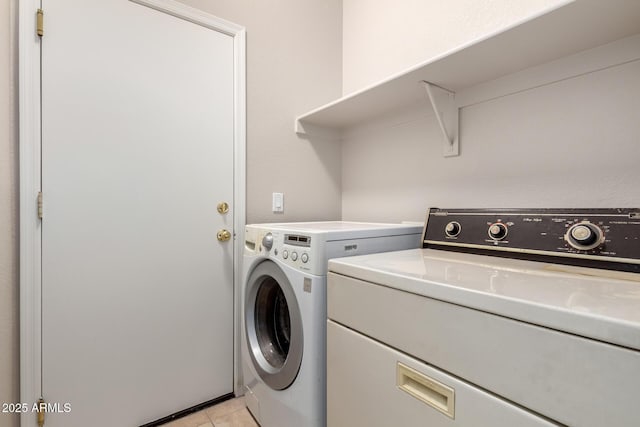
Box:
[254,276,290,368]
[245,261,303,390]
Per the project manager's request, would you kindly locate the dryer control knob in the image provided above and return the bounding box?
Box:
[565,222,603,251]
[445,221,461,237]
[291,251,298,261]
[488,223,508,240]
[262,233,274,250]
[301,253,309,263]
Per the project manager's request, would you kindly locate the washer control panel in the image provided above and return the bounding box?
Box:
[248,230,313,270]
[423,208,640,272]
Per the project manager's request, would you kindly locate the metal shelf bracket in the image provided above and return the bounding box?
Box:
[422,81,459,157]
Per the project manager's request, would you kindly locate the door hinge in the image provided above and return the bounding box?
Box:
[37,398,45,426]
[37,191,43,219]
[37,9,44,37]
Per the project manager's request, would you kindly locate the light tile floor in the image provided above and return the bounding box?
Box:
[162,397,258,427]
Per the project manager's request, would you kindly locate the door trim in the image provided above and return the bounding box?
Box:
[19,2,43,425]
[18,1,247,421]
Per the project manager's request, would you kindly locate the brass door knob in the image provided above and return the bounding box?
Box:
[217,229,232,242]
[217,202,229,214]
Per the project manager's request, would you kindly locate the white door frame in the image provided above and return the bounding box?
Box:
[19,1,246,423]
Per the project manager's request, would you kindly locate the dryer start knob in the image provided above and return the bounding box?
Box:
[565,222,604,251]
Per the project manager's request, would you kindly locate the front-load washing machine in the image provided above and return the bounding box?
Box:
[241,222,423,427]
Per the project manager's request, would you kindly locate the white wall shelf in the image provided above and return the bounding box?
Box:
[294,0,640,157]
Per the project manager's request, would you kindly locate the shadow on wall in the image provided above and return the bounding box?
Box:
[295,126,342,198]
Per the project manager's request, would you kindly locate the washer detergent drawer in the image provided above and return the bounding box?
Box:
[327,272,640,427]
[327,320,556,427]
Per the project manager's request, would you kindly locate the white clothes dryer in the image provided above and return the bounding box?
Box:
[241,222,423,427]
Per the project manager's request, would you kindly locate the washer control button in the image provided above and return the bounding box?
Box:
[445,221,461,237]
[291,251,298,261]
[488,223,508,240]
[282,250,289,259]
[301,253,309,263]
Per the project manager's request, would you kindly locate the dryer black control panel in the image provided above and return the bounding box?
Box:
[423,208,640,272]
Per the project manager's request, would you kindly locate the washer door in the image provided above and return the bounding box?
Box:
[245,260,303,390]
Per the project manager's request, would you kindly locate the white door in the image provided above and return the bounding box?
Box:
[41,1,235,425]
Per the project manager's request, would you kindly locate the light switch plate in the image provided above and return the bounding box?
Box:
[272,192,284,213]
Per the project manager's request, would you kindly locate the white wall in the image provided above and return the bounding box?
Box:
[0,1,19,426]
[178,0,343,223]
[342,0,566,94]
[341,58,640,223]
